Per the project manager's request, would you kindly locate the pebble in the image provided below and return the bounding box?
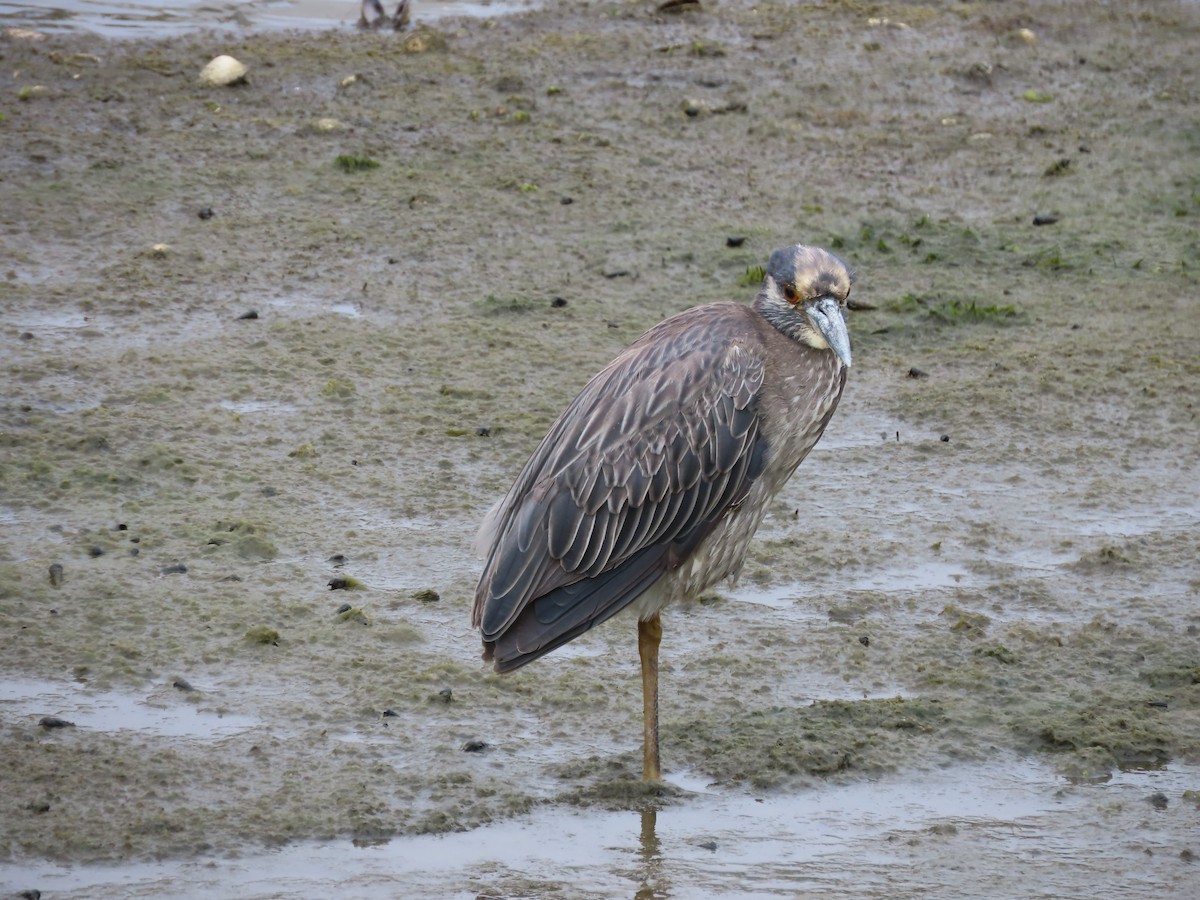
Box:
[48,563,63,586]
[199,55,248,87]
[173,679,196,692]
[160,563,188,575]
[38,716,75,729]
[461,739,488,752]
[336,603,353,614]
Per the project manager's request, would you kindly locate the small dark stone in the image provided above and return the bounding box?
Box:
[1032,214,1059,226]
[475,425,492,437]
[48,563,64,586]
[17,889,42,899]
[130,536,140,543]
[560,196,574,205]
[461,739,489,752]
[858,635,870,647]
[20,331,35,340]
[198,207,214,220]
[261,486,279,497]
[237,310,259,320]
[116,523,128,531]
[329,577,350,591]
[698,840,718,851]
[602,269,630,279]
[382,709,399,718]
[328,553,348,565]
[1043,158,1071,177]
[1147,700,1169,709]
[160,563,188,575]
[437,687,453,703]
[607,321,619,329]
[88,546,105,558]
[412,588,440,603]
[550,296,568,308]
[907,367,928,379]
[940,434,950,442]
[845,298,877,311]
[1148,792,1169,809]
[336,602,353,614]
[1181,848,1195,862]
[725,235,746,247]
[38,716,75,729]
[25,802,50,815]
[173,679,196,692]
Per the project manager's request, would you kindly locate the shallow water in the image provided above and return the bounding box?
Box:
[3,758,1196,898]
[0,0,533,38]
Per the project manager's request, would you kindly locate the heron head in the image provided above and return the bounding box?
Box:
[759,244,854,368]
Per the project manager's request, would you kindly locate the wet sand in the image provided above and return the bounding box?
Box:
[1,0,1199,895]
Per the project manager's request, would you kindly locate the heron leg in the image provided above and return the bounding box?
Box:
[638,613,663,781]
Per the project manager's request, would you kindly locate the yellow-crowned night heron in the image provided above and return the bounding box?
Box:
[473,244,854,780]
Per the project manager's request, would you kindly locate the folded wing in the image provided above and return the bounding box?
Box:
[473,304,769,672]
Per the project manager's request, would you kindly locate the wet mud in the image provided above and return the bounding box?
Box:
[1,0,1198,895]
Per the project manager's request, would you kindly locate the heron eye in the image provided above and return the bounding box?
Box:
[782,284,798,303]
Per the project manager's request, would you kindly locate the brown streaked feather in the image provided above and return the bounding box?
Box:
[473,303,768,654]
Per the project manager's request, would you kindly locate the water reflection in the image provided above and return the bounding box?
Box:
[636,806,665,899]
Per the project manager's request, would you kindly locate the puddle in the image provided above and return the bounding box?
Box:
[735,560,972,605]
[4,757,1196,898]
[328,301,363,318]
[218,399,300,415]
[9,310,94,331]
[0,0,538,38]
[0,677,259,739]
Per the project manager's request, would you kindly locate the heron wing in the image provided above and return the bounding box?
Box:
[473,302,769,670]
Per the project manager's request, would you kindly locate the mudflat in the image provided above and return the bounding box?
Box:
[1,1,1197,895]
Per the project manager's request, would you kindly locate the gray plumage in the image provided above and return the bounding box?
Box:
[473,244,854,676]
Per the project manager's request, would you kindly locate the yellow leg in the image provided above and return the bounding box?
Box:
[638,614,663,781]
